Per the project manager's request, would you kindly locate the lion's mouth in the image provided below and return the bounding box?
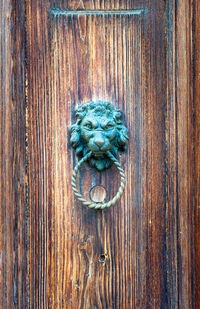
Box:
[92,152,105,159]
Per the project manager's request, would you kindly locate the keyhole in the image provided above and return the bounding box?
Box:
[99,254,106,263]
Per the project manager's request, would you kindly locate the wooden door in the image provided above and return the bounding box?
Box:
[1,0,199,308]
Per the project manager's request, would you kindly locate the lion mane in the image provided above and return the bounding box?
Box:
[70,101,128,170]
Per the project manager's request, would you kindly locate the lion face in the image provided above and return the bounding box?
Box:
[70,101,128,171]
[81,112,117,156]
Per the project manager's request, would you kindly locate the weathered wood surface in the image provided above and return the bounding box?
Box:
[0,0,26,307]
[170,0,194,307]
[0,0,198,308]
[194,0,200,307]
[50,10,149,308]
[25,0,196,308]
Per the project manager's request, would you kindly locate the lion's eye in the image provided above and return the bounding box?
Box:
[104,124,114,130]
[84,123,93,130]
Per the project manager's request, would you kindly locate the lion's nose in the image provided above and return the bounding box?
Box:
[94,135,105,148]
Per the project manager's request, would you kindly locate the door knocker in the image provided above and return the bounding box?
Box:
[70,101,129,210]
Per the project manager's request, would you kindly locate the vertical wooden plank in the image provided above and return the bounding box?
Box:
[13,2,27,306]
[26,0,53,307]
[166,0,195,307]
[166,0,179,306]
[176,0,194,307]
[0,1,13,306]
[49,11,147,308]
[144,1,168,307]
[194,0,200,306]
[0,0,26,307]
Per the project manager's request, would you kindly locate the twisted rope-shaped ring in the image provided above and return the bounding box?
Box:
[71,151,126,210]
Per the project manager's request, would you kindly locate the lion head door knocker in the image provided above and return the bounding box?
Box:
[69,101,129,210]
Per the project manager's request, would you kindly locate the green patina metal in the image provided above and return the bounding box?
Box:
[70,101,129,171]
[69,101,129,209]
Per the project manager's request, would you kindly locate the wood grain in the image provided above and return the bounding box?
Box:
[194,0,200,306]
[14,0,197,308]
[26,1,166,307]
[176,1,194,307]
[165,0,195,307]
[0,0,197,308]
[50,11,147,308]
[0,0,26,308]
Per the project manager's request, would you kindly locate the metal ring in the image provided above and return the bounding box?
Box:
[71,151,126,209]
